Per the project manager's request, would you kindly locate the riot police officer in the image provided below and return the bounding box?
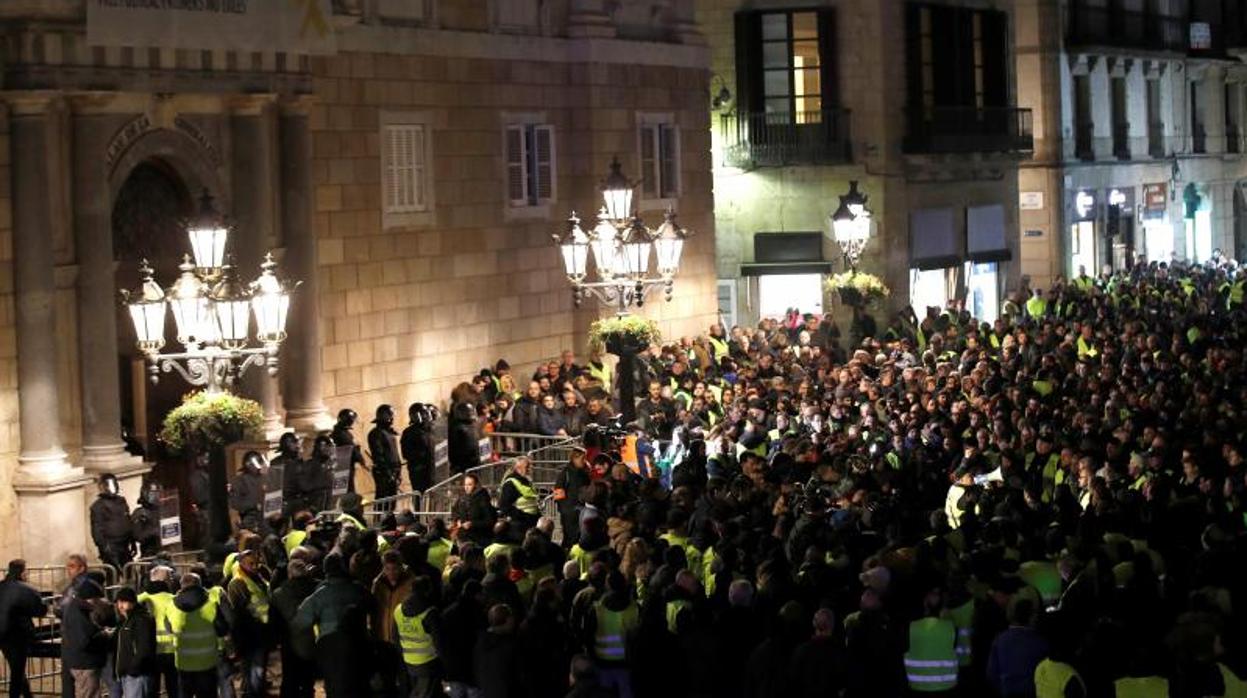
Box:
[90,473,134,569]
[131,480,162,558]
[229,451,267,534]
[369,404,402,499]
[401,403,439,493]
[274,433,309,516]
[306,434,337,511]
[331,408,365,493]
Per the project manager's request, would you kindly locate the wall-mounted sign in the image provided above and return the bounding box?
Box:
[1108,187,1135,214]
[1190,22,1212,50]
[1024,229,1045,238]
[1143,183,1167,213]
[1020,191,1045,210]
[1074,190,1098,221]
[88,0,336,55]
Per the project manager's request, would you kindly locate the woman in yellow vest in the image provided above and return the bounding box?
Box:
[905,590,959,694]
[166,573,225,697]
[393,577,442,698]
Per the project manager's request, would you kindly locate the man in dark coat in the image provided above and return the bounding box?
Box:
[448,399,481,475]
[273,433,309,515]
[402,403,438,493]
[270,558,318,698]
[111,587,157,697]
[554,449,591,549]
[0,559,47,698]
[451,473,497,548]
[474,604,523,698]
[228,452,266,534]
[89,474,133,570]
[62,576,108,696]
[440,579,486,697]
[787,608,846,698]
[330,408,365,493]
[368,404,402,500]
[506,381,544,434]
[130,481,162,559]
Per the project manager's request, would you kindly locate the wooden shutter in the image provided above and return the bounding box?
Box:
[505,124,528,206]
[980,10,1009,108]
[640,124,657,198]
[383,123,425,213]
[817,8,838,108]
[734,11,762,115]
[534,124,555,202]
[659,123,679,198]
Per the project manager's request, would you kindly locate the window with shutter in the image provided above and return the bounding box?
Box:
[506,125,529,206]
[383,123,428,214]
[637,114,680,205]
[534,125,555,202]
[505,122,556,207]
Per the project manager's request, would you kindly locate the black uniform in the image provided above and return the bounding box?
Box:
[554,463,591,548]
[189,466,212,549]
[448,401,480,475]
[401,422,436,493]
[229,468,265,534]
[330,424,365,494]
[303,456,335,513]
[368,424,402,500]
[279,453,314,516]
[451,488,496,548]
[89,491,133,569]
[131,502,161,558]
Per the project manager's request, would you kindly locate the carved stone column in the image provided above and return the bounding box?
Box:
[278,97,331,433]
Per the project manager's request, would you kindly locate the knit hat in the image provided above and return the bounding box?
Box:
[114,587,138,604]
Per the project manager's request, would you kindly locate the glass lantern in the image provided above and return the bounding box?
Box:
[600,158,636,224]
[123,259,167,353]
[168,255,211,345]
[653,209,686,277]
[252,253,292,345]
[210,261,252,350]
[186,190,229,278]
[556,213,590,281]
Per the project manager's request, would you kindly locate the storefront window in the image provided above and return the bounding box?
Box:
[1142,219,1174,264]
[964,262,999,324]
[1186,209,1213,262]
[757,273,824,319]
[909,268,948,314]
[1070,220,1096,276]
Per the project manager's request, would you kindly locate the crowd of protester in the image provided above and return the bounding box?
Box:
[5,259,1247,697]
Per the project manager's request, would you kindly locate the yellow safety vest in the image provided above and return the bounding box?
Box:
[1026,296,1048,319]
[707,336,729,362]
[942,600,974,667]
[235,571,270,625]
[569,544,602,579]
[1035,659,1083,698]
[483,542,518,563]
[502,475,540,515]
[1114,676,1168,698]
[393,606,437,666]
[222,552,239,581]
[1018,560,1063,606]
[587,362,612,393]
[593,602,638,662]
[428,538,452,572]
[1219,663,1247,698]
[905,617,959,692]
[167,596,220,672]
[283,530,308,556]
[138,591,177,655]
[660,533,704,584]
[1077,336,1099,359]
[665,599,690,634]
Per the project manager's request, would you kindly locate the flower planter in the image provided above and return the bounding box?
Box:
[604,332,646,356]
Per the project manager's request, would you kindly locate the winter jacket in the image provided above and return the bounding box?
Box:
[61,579,108,671]
[368,425,401,473]
[448,401,481,474]
[401,424,436,491]
[452,488,497,547]
[270,574,318,660]
[131,504,160,558]
[0,578,45,643]
[554,465,591,516]
[561,406,588,436]
[371,570,414,645]
[293,576,373,642]
[440,597,487,684]
[474,629,524,698]
[508,395,542,434]
[113,605,157,678]
[90,492,133,550]
[537,406,568,436]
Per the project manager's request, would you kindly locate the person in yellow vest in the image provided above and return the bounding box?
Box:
[137,566,180,698]
[1026,288,1048,322]
[585,570,639,697]
[226,549,271,698]
[1034,655,1086,698]
[498,456,541,531]
[1076,325,1099,360]
[166,573,226,698]
[586,350,613,395]
[707,324,730,364]
[282,511,313,556]
[424,520,454,573]
[1114,673,1169,697]
[904,589,959,694]
[394,576,442,698]
[941,587,975,670]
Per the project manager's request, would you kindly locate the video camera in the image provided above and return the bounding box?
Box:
[583,420,628,450]
[307,511,343,551]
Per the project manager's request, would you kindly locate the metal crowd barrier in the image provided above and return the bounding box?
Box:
[363,491,422,527]
[23,563,119,595]
[120,550,206,591]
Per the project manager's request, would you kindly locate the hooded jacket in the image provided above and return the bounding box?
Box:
[172,584,230,639]
[61,579,108,670]
[90,492,132,549]
[113,603,157,678]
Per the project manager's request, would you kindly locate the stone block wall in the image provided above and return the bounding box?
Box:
[0,113,18,559]
[308,49,718,415]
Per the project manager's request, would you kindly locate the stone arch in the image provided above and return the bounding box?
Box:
[108,127,228,216]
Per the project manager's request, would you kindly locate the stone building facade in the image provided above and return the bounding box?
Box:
[1016,0,1247,291]
[0,0,717,565]
[697,0,1028,329]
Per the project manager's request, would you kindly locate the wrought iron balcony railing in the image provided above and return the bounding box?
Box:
[719,108,851,169]
[904,106,1034,154]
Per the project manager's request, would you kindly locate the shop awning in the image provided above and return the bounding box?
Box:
[740,262,835,276]
[741,232,833,275]
[967,204,1012,263]
[910,207,962,270]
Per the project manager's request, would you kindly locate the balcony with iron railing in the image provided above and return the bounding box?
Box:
[903,106,1033,154]
[1066,5,1186,52]
[719,108,852,169]
[1148,122,1166,158]
[1112,122,1131,160]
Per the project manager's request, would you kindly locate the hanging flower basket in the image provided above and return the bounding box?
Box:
[588,316,661,355]
[159,391,264,456]
[827,271,890,307]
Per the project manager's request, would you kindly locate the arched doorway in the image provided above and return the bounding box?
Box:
[112,159,194,456]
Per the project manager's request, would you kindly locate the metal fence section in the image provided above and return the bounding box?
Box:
[120,551,206,591]
[24,564,119,595]
[363,491,422,527]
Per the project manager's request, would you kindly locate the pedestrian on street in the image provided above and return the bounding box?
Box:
[111,587,157,698]
[0,559,47,698]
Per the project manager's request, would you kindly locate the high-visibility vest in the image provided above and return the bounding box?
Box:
[904,617,959,692]
[483,542,518,563]
[1077,336,1098,359]
[1114,676,1168,698]
[1026,296,1047,319]
[587,362,612,393]
[1018,561,1063,606]
[1219,663,1247,698]
[942,600,974,666]
[427,538,452,572]
[569,544,602,579]
[593,602,638,662]
[660,533,703,584]
[167,596,220,672]
[502,475,540,515]
[707,336,729,362]
[1229,282,1245,309]
[283,530,308,555]
[1035,659,1083,698]
[138,591,177,655]
[393,606,437,667]
[665,599,690,634]
[337,512,366,530]
[222,552,239,581]
[701,547,718,597]
[235,571,270,625]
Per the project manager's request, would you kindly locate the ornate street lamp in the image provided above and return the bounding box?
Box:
[829,180,873,271]
[552,159,691,424]
[121,191,296,394]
